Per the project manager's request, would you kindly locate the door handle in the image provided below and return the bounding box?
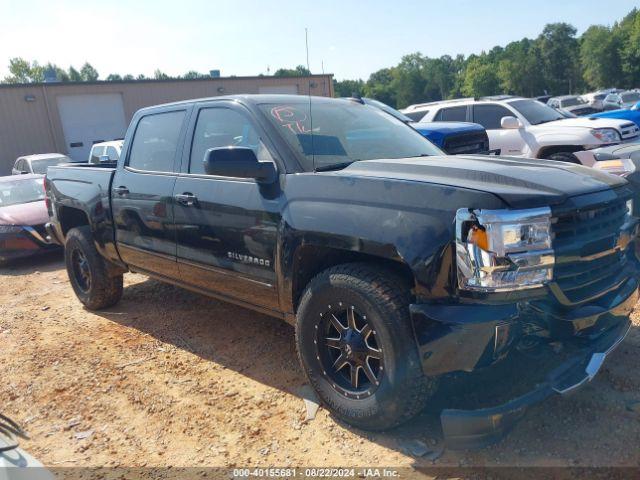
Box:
[175,193,198,207]
[113,186,129,195]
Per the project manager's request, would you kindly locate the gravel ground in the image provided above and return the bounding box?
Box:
[0,253,639,477]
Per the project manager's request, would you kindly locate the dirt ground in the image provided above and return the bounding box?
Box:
[0,253,639,477]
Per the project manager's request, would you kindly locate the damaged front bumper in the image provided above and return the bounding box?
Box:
[439,317,630,450]
[410,272,639,450]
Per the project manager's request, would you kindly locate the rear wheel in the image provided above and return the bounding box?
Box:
[546,151,581,164]
[295,263,436,430]
[65,226,123,310]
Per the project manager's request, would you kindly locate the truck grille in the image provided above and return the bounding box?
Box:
[552,198,628,304]
[620,122,640,140]
[442,131,490,155]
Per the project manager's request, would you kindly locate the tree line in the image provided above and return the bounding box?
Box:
[334,8,640,108]
[1,58,312,84]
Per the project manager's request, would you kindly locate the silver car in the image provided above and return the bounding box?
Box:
[11,154,71,175]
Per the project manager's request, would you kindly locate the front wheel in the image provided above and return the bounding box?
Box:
[295,263,436,430]
[65,226,123,310]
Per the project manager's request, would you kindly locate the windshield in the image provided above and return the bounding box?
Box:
[622,92,640,103]
[0,178,44,207]
[258,99,443,171]
[31,156,69,174]
[509,99,564,125]
[560,97,586,107]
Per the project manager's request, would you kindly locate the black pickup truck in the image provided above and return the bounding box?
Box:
[45,95,640,448]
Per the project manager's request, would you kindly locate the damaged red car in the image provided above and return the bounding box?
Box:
[0,174,59,264]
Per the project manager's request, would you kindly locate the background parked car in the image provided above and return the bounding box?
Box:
[88,140,123,164]
[547,95,599,116]
[602,90,640,110]
[0,175,59,263]
[11,154,71,175]
[581,91,608,111]
[589,102,640,127]
[402,96,639,163]
[347,97,491,155]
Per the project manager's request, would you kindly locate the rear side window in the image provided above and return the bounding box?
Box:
[90,146,104,163]
[128,111,186,172]
[189,108,272,175]
[404,110,428,122]
[472,104,512,130]
[434,106,467,122]
[106,146,119,161]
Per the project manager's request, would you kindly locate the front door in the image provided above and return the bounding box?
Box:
[112,108,189,278]
[472,104,526,156]
[173,103,281,310]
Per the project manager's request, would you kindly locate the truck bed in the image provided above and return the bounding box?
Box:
[45,163,119,263]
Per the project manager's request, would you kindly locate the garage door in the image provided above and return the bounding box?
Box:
[57,94,127,162]
[258,85,298,94]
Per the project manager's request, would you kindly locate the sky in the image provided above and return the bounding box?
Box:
[0,0,638,81]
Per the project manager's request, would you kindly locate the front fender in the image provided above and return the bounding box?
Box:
[277,173,506,312]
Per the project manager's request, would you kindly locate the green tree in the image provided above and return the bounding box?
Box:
[106,73,122,81]
[68,66,82,82]
[497,39,545,96]
[3,57,44,83]
[580,25,622,90]
[80,62,99,81]
[619,9,640,87]
[273,65,310,76]
[123,74,134,81]
[461,56,500,97]
[363,68,396,107]
[183,70,206,79]
[538,23,580,94]
[333,79,364,97]
[154,69,169,80]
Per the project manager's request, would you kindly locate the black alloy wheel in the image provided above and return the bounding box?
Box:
[316,303,383,399]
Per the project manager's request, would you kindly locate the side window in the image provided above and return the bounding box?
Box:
[90,146,104,163]
[189,108,272,175]
[404,110,428,122]
[434,106,467,122]
[128,111,186,172]
[15,159,23,171]
[106,146,119,161]
[472,104,513,130]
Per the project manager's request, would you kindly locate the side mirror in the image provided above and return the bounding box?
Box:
[204,147,277,183]
[501,116,522,129]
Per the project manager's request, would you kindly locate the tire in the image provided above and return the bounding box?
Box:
[295,263,436,430]
[545,151,581,164]
[64,226,123,310]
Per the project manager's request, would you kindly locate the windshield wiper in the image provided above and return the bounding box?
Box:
[315,161,357,172]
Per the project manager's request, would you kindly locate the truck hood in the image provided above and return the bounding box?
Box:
[533,116,631,130]
[336,155,626,209]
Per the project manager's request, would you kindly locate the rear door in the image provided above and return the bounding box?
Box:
[472,103,525,156]
[112,107,190,278]
[172,101,282,310]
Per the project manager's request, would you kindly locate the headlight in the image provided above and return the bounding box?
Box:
[627,199,634,217]
[456,207,555,291]
[591,128,621,143]
[593,158,636,177]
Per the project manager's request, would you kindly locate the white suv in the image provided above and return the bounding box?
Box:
[401,96,640,164]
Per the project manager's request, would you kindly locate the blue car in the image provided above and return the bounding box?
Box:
[589,102,640,128]
[345,97,491,155]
